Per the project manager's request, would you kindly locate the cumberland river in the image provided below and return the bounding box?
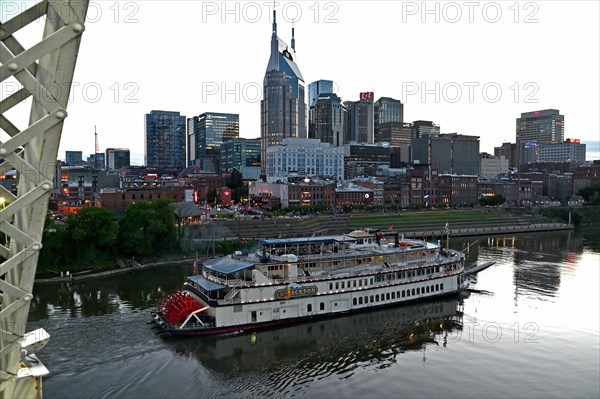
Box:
[28,229,600,399]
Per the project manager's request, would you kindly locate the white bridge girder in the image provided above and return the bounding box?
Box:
[0,1,89,398]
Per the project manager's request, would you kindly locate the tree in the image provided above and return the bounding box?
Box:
[118,199,176,257]
[66,207,118,264]
[578,183,600,205]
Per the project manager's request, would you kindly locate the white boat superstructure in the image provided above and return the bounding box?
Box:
[152,230,476,335]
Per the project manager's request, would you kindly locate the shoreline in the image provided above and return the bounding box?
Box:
[34,222,572,284]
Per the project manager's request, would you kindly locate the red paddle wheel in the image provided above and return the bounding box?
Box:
[159,291,202,326]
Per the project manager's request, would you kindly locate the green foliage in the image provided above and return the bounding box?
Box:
[577,183,600,205]
[479,195,506,206]
[284,204,332,214]
[38,217,69,273]
[118,199,176,257]
[539,208,582,225]
[38,208,118,274]
[231,184,249,203]
[38,200,179,274]
[207,190,217,204]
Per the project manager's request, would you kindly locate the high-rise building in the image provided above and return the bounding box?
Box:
[343,142,390,179]
[346,92,375,144]
[308,80,334,108]
[538,139,586,163]
[374,97,403,139]
[411,120,440,139]
[516,109,564,146]
[266,138,344,182]
[65,151,82,165]
[261,9,307,172]
[106,148,131,170]
[480,153,509,179]
[188,112,239,168]
[86,153,105,170]
[308,93,346,146]
[145,110,186,168]
[494,142,517,168]
[220,138,261,172]
[379,122,413,165]
[412,133,480,175]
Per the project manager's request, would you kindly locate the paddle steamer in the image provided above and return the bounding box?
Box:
[151,230,491,335]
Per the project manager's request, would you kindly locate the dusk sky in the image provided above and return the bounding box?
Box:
[3,1,599,164]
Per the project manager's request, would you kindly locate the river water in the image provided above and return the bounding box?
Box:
[27,229,600,399]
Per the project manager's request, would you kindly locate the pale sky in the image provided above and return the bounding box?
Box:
[2,0,599,165]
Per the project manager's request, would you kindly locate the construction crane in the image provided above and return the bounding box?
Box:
[0,1,89,398]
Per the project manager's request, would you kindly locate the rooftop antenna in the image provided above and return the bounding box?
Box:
[94,125,100,169]
[291,19,296,51]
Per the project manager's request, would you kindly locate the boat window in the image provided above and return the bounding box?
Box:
[436,266,440,272]
[376,294,380,302]
[329,283,333,291]
[391,292,395,299]
[436,284,439,291]
[335,282,339,290]
[440,283,444,290]
[359,297,363,304]
[386,293,390,300]
[353,298,357,305]
[320,302,325,311]
[359,280,362,287]
[307,304,312,312]
[417,287,420,295]
[353,280,357,288]
[370,278,374,285]
[370,295,374,303]
[341,282,345,289]
[411,288,415,295]
[364,296,368,303]
[426,286,430,293]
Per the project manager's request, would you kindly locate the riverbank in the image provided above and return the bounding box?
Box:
[34,222,571,284]
[34,257,197,284]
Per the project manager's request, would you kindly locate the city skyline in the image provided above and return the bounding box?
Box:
[3,1,599,165]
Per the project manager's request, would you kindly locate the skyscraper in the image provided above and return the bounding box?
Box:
[516,109,564,165]
[346,92,375,144]
[188,112,239,167]
[106,148,131,170]
[411,120,440,139]
[65,151,82,165]
[308,80,334,108]
[374,97,404,137]
[260,9,307,172]
[220,138,261,172]
[144,110,186,168]
[309,93,346,146]
[411,133,480,175]
[516,109,564,145]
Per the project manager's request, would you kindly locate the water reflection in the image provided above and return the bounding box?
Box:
[166,297,465,397]
[29,266,191,321]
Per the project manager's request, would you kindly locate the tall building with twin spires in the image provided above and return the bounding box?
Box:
[260,9,307,173]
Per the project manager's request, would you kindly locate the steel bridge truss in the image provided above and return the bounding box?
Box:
[1,1,88,397]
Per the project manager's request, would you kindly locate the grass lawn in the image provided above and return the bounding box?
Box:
[347,210,515,227]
